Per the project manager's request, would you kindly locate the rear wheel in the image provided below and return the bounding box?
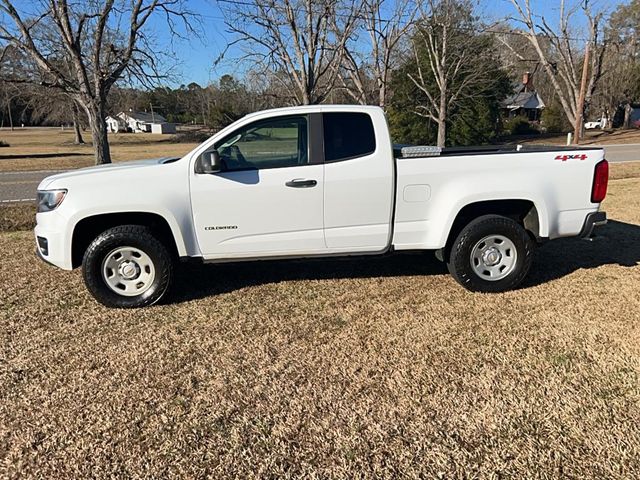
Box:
[82,225,173,308]
[447,215,534,292]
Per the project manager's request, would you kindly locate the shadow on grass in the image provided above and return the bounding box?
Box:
[170,220,640,303]
[524,219,640,286]
[172,250,448,303]
[0,152,88,160]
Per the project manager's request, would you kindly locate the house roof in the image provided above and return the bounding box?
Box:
[502,91,545,110]
[118,111,168,123]
[511,80,526,94]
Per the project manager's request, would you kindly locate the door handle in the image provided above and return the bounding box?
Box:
[285,179,317,188]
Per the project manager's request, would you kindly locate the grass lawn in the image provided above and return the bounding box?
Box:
[0,164,639,477]
[0,127,199,172]
[512,127,640,146]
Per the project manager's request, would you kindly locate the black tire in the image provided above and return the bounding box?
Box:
[82,225,174,308]
[447,214,535,293]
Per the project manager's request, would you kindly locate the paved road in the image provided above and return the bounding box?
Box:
[1,144,638,203]
[0,170,63,204]
[598,143,640,163]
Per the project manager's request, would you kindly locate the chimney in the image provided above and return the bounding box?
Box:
[523,71,533,92]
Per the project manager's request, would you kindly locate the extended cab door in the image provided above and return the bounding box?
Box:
[322,111,395,250]
[190,114,326,258]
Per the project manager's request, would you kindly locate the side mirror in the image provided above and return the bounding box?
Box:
[197,150,221,174]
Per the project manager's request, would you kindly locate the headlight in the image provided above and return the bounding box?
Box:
[37,189,67,213]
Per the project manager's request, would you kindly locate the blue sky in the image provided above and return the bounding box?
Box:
[146,0,625,87]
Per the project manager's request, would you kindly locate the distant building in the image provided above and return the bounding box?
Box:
[105,110,176,134]
[150,122,177,134]
[501,72,545,121]
[105,115,126,133]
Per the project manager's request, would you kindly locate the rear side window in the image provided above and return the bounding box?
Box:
[323,112,376,162]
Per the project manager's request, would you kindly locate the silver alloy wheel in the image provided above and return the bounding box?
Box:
[101,246,156,297]
[470,234,517,282]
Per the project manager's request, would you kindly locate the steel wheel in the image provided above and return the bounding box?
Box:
[470,234,518,282]
[447,215,535,293]
[101,246,156,297]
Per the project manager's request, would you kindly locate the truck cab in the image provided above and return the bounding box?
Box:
[189,106,395,259]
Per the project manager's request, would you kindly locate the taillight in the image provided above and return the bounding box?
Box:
[591,159,608,203]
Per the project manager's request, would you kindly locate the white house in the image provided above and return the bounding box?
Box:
[501,71,546,122]
[106,116,126,133]
[106,110,176,134]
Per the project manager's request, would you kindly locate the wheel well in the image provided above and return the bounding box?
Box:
[442,200,539,262]
[71,212,178,268]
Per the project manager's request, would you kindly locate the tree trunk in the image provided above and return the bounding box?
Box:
[7,99,14,131]
[379,82,386,110]
[301,88,311,105]
[72,103,85,144]
[436,118,446,147]
[623,103,632,129]
[437,89,447,147]
[573,43,591,145]
[84,101,112,165]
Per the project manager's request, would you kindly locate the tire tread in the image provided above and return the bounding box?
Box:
[447,214,534,292]
[82,225,173,308]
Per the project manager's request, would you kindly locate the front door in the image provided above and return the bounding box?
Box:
[190,115,326,258]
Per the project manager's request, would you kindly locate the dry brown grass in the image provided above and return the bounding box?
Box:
[610,161,640,180]
[0,128,199,172]
[1,166,639,478]
[519,128,640,146]
[0,203,35,232]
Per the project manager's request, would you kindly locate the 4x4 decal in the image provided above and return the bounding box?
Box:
[555,154,588,161]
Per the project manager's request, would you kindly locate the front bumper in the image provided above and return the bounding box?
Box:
[579,211,607,239]
[34,212,73,270]
[35,245,56,267]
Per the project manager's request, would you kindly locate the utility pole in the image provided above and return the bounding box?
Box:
[574,42,591,145]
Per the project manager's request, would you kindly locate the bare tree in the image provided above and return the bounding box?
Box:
[596,0,640,129]
[1,81,19,130]
[27,86,86,144]
[407,0,499,147]
[222,0,360,105]
[342,0,417,108]
[0,1,195,164]
[508,0,606,143]
[70,101,85,144]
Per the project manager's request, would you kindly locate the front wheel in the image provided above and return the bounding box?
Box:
[447,215,535,293]
[82,225,174,308]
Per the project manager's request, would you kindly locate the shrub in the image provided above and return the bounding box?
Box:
[504,116,538,136]
[541,104,571,133]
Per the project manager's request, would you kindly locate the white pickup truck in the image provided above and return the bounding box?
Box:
[35,105,608,308]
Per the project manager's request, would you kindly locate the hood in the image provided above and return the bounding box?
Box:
[38,157,181,190]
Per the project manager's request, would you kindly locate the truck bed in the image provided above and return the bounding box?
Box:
[391,144,605,250]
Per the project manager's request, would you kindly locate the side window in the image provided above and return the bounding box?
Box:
[323,112,376,162]
[213,116,308,171]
